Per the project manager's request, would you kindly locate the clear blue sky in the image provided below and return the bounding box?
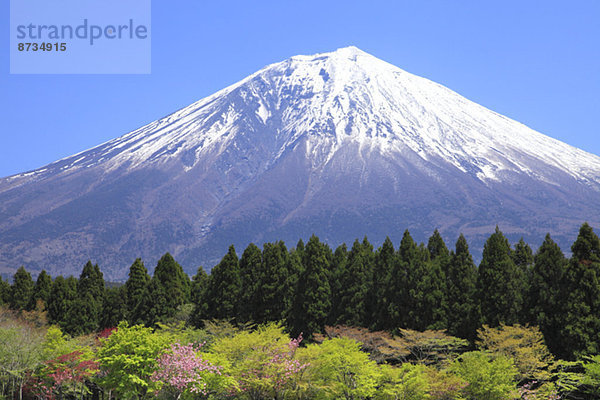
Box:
[1,0,599,178]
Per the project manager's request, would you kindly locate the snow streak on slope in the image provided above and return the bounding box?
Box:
[7,46,600,188]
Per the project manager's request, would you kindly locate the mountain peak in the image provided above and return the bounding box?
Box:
[1,47,600,279]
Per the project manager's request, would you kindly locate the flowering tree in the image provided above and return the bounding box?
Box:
[31,350,99,400]
[151,342,221,399]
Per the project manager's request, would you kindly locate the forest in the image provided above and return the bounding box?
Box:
[1,223,600,399]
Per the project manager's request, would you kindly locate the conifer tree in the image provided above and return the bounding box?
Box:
[47,275,78,330]
[190,267,209,327]
[512,238,533,322]
[10,266,34,310]
[143,253,190,324]
[284,247,303,321]
[478,227,522,326]
[428,229,451,272]
[72,261,105,332]
[0,276,10,304]
[446,234,479,340]
[100,285,128,329]
[387,231,411,330]
[425,230,449,330]
[125,258,150,324]
[256,241,293,323]
[561,223,600,358]
[527,234,566,357]
[335,237,374,327]
[237,243,262,322]
[289,234,332,338]
[394,231,442,330]
[328,243,348,325]
[204,245,241,320]
[369,236,395,330]
[29,270,52,310]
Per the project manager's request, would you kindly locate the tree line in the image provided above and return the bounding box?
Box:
[1,223,599,361]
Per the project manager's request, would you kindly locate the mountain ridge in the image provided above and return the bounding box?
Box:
[1,46,599,279]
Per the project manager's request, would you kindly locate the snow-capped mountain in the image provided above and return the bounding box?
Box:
[2,46,599,279]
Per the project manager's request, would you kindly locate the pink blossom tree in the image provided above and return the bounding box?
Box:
[151,342,221,399]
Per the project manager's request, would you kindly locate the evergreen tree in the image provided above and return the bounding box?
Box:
[387,232,410,330]
[0,276,10,304]
[29,270,52,310]
[393,231,442,330]
[204,245,241,320]
[47,275,78,330]
[73,261,105,333]
[125,258,150,324]
[477,227,522,326]
[512,238,533,322]
[425,230,449,330]
[528,234,566,357]
[335,237,374,327]
[237,243,262,322]
[256,241,294,323]
[428,229,451,272]
[64,293,99,335]
[561,223,600,358]
[78,261,105,302]
[446,234,479,341]
[328,243,348,325]
[190,267,209,327]
[142,253,190,324]
[284,247,303,321]
[369,236,395,330]
[289,234,332,339]
[9,266,34,310]
[191,267,208,304]
[100,285,128,329]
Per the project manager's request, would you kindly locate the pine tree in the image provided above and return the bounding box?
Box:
[237,243,262,322]
[428,229,451,272]
[477,227,522,326]
[561,223,600,358]
[65,293,99,335]
[143,253,190,324]
[446,234,479,340]
[512,238,533,323]
[125,258,150,324]
[78,261,105,302]
[0,276,10,304]
[256,241,294,323]
[47,275,78,330]
[190,267,209,327]
[387,231,410,330]
[289,234,332,339]
[335,237,374,327]
[29,270,52,310]
[328,243,348,325]
[100,285,128,329]
[10,266,34,310]
[204,245,241,320]
[425,230,449,330]
[527,234,566,357]
[72,261,105,333]
[395,231,439,330]
[369,236,395,330]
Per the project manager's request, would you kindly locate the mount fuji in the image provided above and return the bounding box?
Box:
[2,46,600,280]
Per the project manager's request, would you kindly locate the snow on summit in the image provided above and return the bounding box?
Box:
[13,46,599,188]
